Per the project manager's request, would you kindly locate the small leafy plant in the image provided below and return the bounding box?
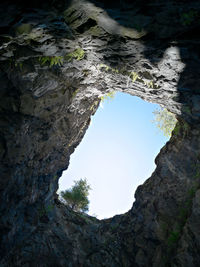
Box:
[38,56,64,67]
[167,231,180,246]
[65,48,85,61]
[152,107,177,138]
[100,91,115,102]
[14,61,23,70]
[180,10,198,26]
[38,204,54,218]
[99,64,158,89]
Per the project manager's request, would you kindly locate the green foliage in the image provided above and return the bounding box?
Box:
[99,64,158,89]
[61,178,91,212]
[180,10,198,26]
[82,69,90,76]
[100,91,115,102]
[15,23,32,35]
[167,231,180,246]
[152,107,177,138]
[65,48,85,61]
[38,204,54,218]
[38,49,85,67]
[99,63,111,71]
[14,61,23,70]
[178,207,188,225]
[8,58,24,71]
[130,71,139,83]
[173,120,190,139]
[38,56,64,67]
[183,106,191,114]
[167,185,197,248]
[143,80,155,89]
[89,100,99,111]
[71,88,79,98]
[53,175,58,180]
[182,122,190,138]
[194,166,200,179]
[173,123,181,136]
[188,187,196,198]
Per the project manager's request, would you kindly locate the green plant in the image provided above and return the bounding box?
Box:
[180,10,198,26]
[38,56,64,67]
[167,184,197,248]
[53,175,58,180]
[65,48,85,61]
[178,207,188,225]
[173,120,190,139]
[46,204,54,212]
[188,187,196,198]
[152,107,177,138]
[173,123,181,136]
[38,204,54,218]
[100,91,115,102]
[99,63,110,71]
[15,61,23,70]
[61,178,91,212]
[194,167,200,179]
[130,71,139,83]
[89,100,99,111]
[167,231,180,246]
[182,121,190,137]
[183,106,191,115]
[82,69,90,76]
[99,64,158,89]
[143,80,156,89]
[8,58,24,70]
[71,89,79,99]
[110,223,118,232]
[15,23,32,35]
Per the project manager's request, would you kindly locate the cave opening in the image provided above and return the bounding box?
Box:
[58,92,170,219]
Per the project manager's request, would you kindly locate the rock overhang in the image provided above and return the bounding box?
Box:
[0,0,200,266]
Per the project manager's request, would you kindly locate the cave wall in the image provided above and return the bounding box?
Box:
[0,0,200,266]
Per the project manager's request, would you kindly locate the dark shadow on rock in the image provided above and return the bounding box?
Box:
[87,0,200,122]
[1,0,200,265]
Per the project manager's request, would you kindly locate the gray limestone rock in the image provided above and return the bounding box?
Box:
[0,0,200,266]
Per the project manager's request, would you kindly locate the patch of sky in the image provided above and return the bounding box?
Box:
[58,92,168,219]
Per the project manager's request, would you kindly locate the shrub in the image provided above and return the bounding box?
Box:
[152,107,177,138]
[61,178,91,212]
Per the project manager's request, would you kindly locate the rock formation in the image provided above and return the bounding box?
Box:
[0,0,200,266]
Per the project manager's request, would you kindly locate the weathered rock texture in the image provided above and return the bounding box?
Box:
[0,0,200,266]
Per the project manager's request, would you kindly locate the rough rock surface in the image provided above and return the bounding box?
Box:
[0,0,200,266]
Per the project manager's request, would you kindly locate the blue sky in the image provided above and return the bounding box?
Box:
[58,92,168,219]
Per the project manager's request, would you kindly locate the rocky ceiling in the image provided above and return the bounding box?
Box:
[0,0,200,266]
